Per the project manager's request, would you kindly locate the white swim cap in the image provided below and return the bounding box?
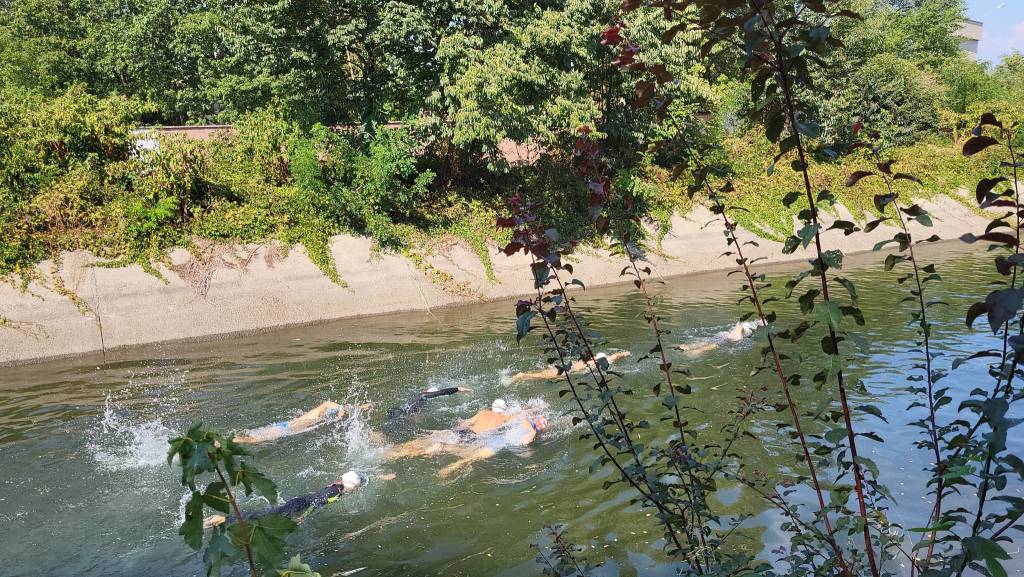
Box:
[341,471,363,490]
[596,352,608,360]
[426,386,439,392]
[491,399,509,413]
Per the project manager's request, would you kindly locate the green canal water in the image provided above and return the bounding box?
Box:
[1,243,1021,576]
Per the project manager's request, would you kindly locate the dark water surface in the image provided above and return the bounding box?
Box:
[1,243,1021,576]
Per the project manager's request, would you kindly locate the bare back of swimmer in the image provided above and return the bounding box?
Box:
[677,321,760,355]
[385,400,550,477]
[509,351,631,383]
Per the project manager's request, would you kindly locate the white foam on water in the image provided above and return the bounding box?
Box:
[342,405,386,473]
[91,394,175,470]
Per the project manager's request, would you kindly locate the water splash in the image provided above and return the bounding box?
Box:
[91,394,174,470]
[342,405,387,473]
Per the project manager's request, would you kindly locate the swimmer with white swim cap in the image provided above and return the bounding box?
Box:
[509,351,631,383]
[678,320,763,356]
[202,469,376,528]
[385,400,550,477]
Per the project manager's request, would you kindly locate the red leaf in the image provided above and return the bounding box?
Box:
[600,26,623,46]
[650,63,673,84]
[632,80,655,109]
[502,241,523,256]
[962,135,1000,157]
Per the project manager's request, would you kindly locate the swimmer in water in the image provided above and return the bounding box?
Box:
[202,470,370,528]
[233,401,372,444]
[386,386,471,420]
[508,351,631,383]
[385,399,550,477]
[677,320,761,356]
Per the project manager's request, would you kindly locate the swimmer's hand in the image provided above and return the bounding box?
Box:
[377,472,397,481]
[203,514,227,529]
[457,387,472,393]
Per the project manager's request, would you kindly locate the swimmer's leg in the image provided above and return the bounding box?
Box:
[437,447,497,478]
[385,432,457,460]
[233,421,289,444]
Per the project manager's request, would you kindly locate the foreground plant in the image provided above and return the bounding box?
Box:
[167,424,315,577]
[503,2,1024,577]
[950,112,1024,577]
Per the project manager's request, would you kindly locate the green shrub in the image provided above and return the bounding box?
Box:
[852,55,945,146]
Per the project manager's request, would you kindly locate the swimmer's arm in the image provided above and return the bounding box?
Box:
[510,367,559,382]
[516,416,538,445]
[608,351,631,363]
[678,342,719,355]
[421,387,469,400]
[288,401,343,429]
[290,401,372,430]
[437,447,497,478]
[203,514,227,528]
[571,359,591,373]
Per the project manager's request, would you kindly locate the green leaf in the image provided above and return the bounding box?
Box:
[985,288,1024,333]
[238,462,279,503]
[797,223,820,249]
[834,277,858,305]
[186,439,217,477]
[204,529,237,577]
[238,514,299,573]
[203,482,232,514]
[516,310,536,343]
[815,301,842,330]
[824,427,847,444]
[278,555,321,577]
[821,249,843,270]
[799,289,819,314]
[964,536,1010,577]
[908,521,955,533]
[857,404,887,423]
[180,491,205,550]
[796,120,823,139]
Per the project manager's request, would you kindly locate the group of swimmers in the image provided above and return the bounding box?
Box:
[202,320,759,529]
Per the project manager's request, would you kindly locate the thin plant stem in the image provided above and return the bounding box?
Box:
[214,464,259,577]
[751,5,879,573]
[711,191,852,577]
[529,262,700,570]
[877,169,946,573]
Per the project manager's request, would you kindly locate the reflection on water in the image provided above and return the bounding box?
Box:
[1,242,1022,576]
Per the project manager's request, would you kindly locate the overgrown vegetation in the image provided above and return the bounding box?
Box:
[1,0,1022,291]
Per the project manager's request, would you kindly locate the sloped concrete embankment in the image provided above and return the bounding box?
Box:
[0,197,988,366]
